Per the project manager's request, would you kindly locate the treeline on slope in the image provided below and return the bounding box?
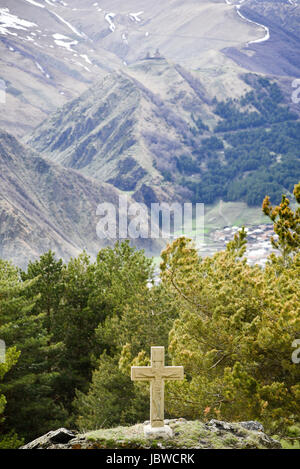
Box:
[173,76,300,206]
[0,184,300,448]
[0,242,178,447]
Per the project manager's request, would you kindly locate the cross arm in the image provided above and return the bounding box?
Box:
[162,366,184,380]
[131,366,155,381]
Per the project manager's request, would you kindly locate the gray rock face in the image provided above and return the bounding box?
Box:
[206,419,281,450]
[208,419,263,433]
[20,428,76,449]
[0,130,156,269]
[240,421,264,432]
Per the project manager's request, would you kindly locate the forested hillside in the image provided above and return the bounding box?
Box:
[1,1,300,269]
[29,67,300,208]
[184,76,300,205]
[1,184,299,448]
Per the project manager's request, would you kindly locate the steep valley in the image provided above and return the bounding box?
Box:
[1,0,299,136]
[0,0,300,266]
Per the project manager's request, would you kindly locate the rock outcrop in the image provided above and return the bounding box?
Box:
[20,419,282,450]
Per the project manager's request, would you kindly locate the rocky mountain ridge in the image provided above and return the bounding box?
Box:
[1,0,299,136]
[1,1,300,267]
[0,129,158,268]
[27,58,300,207]
[27,59,214,203]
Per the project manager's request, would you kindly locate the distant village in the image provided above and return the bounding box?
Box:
[208,224,276,267]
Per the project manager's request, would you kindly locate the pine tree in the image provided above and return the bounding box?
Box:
[0,259,67,442]
[262,181,300,264]
[20,250,64,340]
[74,283,179,430]
[0,345,22,449]
[160,230,300,437]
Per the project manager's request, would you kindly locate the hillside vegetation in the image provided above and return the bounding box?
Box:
[20,420,282,450]
[0,185,299,448]
[28,64,300,208]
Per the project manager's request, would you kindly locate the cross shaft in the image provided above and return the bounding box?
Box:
[131,346,184,428]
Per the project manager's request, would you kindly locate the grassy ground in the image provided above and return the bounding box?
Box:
[203,200,271,231]
[82,419,281,449]
[280,439,300,449]
[171,200,271,240]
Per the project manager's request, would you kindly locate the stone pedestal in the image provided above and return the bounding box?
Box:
[144,424,173,439]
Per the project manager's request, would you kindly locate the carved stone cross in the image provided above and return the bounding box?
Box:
[131,346,184,429]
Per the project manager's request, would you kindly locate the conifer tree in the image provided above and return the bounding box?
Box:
[20,250,64,339]
[0,259,67,442]
[73,249,176,430]
[160,224,300,436]
[0,346,21,449]
[263,181,300,264]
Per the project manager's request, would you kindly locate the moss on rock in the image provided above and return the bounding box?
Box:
[20,419,282,449]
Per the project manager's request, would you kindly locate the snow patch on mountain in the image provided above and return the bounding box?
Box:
[105,13,116,32]
[35,61,50,78]
[225,0,246,4]
[74,61,91,72]
[80,54,92,65]
[224,1,270,45]
[0,8,37,36]
[24,0,45,8]
[51,11,86,38]
[45,0,58,6]
[53,33,78,51]
[129,11,144,23]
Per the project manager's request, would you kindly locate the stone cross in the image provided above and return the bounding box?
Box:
[131,346,184,429]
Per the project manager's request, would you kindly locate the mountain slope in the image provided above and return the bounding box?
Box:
[224,0,300,77]
[1,0,293,136]
[27,59,300,207]
[1,1,300,268]
[0,129,150,268]
[27,59,211,203]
